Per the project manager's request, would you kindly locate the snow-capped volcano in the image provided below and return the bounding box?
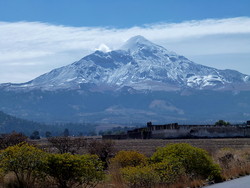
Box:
[3,35,250,91]
[1,36,250,124]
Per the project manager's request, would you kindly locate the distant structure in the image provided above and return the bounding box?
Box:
[102,121,250,139]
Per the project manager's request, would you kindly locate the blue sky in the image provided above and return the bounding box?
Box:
[1,0,250,27]
[0,0,250,83]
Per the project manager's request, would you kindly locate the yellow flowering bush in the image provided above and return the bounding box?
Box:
[111,150,147,168]
[151,143,222,181]
[121,165,159,188]
[0,143,47,187]
[44,153,105,188]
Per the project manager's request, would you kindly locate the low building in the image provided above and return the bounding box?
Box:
[102,121,250,139]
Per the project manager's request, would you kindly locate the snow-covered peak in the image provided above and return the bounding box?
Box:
[120,35,168,54]
[2,35,250,91]
[121,35,154,50]
[120,35,176,61]
[120,35,178,59]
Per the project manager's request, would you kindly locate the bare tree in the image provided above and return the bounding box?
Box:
[87,139,116,167]
[47,136,87,154]
[0,132,27,149]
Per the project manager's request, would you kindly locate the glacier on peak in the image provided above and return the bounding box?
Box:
[1,35,250,91]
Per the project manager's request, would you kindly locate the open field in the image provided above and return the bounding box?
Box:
[32,138,250,156]
[113,138,250,156]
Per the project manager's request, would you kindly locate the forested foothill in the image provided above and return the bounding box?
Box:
[0,110,97,137]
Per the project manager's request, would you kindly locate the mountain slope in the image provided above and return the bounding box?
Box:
[0,110,97,135]
[0,110,47,134]
[2,35,249,91]
[0,36,250,124]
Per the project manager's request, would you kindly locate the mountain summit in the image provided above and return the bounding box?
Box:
[120,35,162,51]
[2,36,250,91]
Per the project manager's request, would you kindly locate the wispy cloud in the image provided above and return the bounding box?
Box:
[1,17,250,83]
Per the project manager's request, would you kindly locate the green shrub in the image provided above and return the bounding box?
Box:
[152,159,185,184]
[111,150,147,168]
[151,143,222,181]
[44,153,105,188]
[0,142,47,187]
[121,165,159,188]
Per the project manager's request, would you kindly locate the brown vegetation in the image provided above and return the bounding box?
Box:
[0,132,27,150]
[214,148,250,180]
[47,136,87,154]
[87,139,116,167]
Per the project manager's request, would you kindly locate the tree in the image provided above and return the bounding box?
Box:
[45,131,52,138]
[30,130,40,140]
[78,132,83,137]
[88,131,97,136]
[87,139,116,167]
[0,143,47,187]
[48,136,86,154]
[44,153,105,188]
[0,132,27,150]
[63,128,69,137]
[215,120,230,126]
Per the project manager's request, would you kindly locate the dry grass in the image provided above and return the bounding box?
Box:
[165,177,205,188]
[106,163,125,188]
[98,169,206,188]
[213,148,250,180]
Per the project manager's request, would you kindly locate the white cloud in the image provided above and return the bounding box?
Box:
[95,44,111,52]
[0,17,250,83]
